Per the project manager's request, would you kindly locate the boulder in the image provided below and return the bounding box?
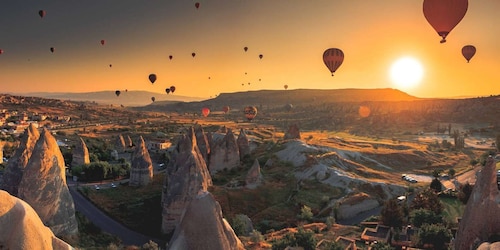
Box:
[455,157,500,250]
[162,127,212,234]
[0,123,40,196]
[129,136,153,187]
[284,124,301,140]
[0,190,73,250]
[71,137,90,167]
[237,128,250,160]
[246,159,263,189]
[168,191,245,250]
[194,125,210,164]
[208,128,240,173]
[17,129,78,236]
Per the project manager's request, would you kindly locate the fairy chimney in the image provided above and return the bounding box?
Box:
[129,136,153,186]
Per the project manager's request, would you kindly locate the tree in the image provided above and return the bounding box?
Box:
[298,205,313,222]
[411,189,443,215]
[411,208,443,227]
[380,199,404,228]
[448,168,456,179]
[430,178,442,193]
[458,182,473,204]
[417,223,452,250]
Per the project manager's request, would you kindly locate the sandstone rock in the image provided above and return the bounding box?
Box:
[162,127,212,234]
[0,123,40,196]
[284,124,301,140]
[194,125,210,164]
[0,190,73,250]
[17,128,78,236]
[168,191,245,250]
[237,128,250,160]
[455,157,500,250]
[246,159,263,189]
[71,137,90,167]
[0,144,3,164]
[129,136,153,187]
[126,135,133,148]
[115,134,126,152]
[477,242,500,250]
[208,128,240,173]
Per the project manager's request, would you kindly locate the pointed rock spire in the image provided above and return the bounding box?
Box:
[237,128,250,160]
[115,134,126,152]
[17,128,78,236]
[284,123,301,140]
[0,123,40,196]
[129,136,153,186]
[246,159,263,189]
[194,125,210,164]
[208,128,240,173]
[71,137,90,167]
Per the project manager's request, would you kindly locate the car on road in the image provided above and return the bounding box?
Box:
[94,185,100,190]
[110,183,116,188]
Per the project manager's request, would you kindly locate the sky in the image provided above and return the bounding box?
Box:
[0,0,499,99]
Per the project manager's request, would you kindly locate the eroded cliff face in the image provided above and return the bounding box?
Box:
[455,157,500,250]
[0,123,40,196]
[0,190,73,250]
[71,137,90,167]
[17,129,78,236]
[194,125,210,164]
[130,136,153,187]
[246,159,263,189]
[168,191,245,250]
[161,127,212,235]
[208,128,240,173]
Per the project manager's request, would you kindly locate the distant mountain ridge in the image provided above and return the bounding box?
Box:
[12,90,205,107]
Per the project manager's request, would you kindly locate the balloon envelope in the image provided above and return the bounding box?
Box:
[201,107,210,117]
[149,74,157,84]
[284,84,288,90]
[100,40,105,45]
[423,0,468,43]
[192,52,196,58]
[244,106,258,121]
[165,88,171,94]
[169,55,173,60]
[50,47,55,53]
[170,86,176,93]
[0,49,3,54]
[115,90,121,97]
[151,96,156,102]
[222,106,230,114]
[323,48,344,76]
[259,54,263,59]
[195,2,200,9]
[38,10,46,18]
[244,47,248,52]
[462,45,476,63]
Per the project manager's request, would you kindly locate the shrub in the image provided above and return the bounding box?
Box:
[250,229,264,243]
[298,205,313,222]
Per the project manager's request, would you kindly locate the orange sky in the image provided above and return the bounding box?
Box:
[0,1,498,99]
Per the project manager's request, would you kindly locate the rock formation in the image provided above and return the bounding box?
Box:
[237,128,250,160]
[162,127,212,235]
[0,144,3,164]
[17,128,78,236]
[71,137,90,167]
[115,134,126,152]
[194,125,210,164]
[455,157,500,250]
[0,190,73,250]
[129,136,153,187]
[126,135,133,148]
[284,124,301,140]
[246,159,263,189]
[208,128,240,173]
[0,123,40,196]
[168,191,245,250]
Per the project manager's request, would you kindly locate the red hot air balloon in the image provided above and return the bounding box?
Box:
[50,47,55,53]
[244,106,257,121]
[323,48,344,76]
[244,47,248,52]
[462,45,476,63]
[115,90,121,97]
[195,2,200,9]
[109,64,112,68]
[170,86,176,93]
[151,96,156,102]
[222,106,230,114]
[149,74,157,84]
[201,107,210,117]
[100,40,105,45]
[38,10,46,18]
[0,49,3,54]
[165,88,171,94]
[169,55,173,60]
[423,0,468,43]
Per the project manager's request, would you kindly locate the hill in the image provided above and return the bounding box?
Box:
[13,91,205,107]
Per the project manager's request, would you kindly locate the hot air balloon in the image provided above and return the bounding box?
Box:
[151,96,156,102]
[50,47,55,53]
[165,88,171,94]
[201,107,210,117]
[109,64,112,68]
[170,86,176,93]
[222,106,230,114]
[195,2,200,9]
[323,48,344,76]
[244,106,257,121]
[38,10,46,18]
[115,90,121,97]
[423,0,468,43]
[125,89,128,92]
[149,74,157,84]
[284,84,288,90]
[462,45,476,63]
[244,47,248,52]
[100,40,105,45]
[0,49,3,54]
[191,52,196,58]
[259,54,263,59]
[169,55,173,60]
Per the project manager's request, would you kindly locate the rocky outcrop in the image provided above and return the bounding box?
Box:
[246,159,263,189]
[284,124,301,140]
[0,190,73,250]
[129,136,153,187]
[162,127,212,234]
[126,135,133,148]
[194,125,210,164]
[208,129,240,173]
[455,157,500,250]
[115,134,126,152]
[0,144,3,164]
[237,128,250,160]
[168,191,245,250]
[17,129,78,236]
[71,137,90,167]
[0,123,40,196]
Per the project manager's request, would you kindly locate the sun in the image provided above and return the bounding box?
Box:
[389,57,424,90]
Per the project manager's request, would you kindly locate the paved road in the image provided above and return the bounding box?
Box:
[69,186,165,247]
